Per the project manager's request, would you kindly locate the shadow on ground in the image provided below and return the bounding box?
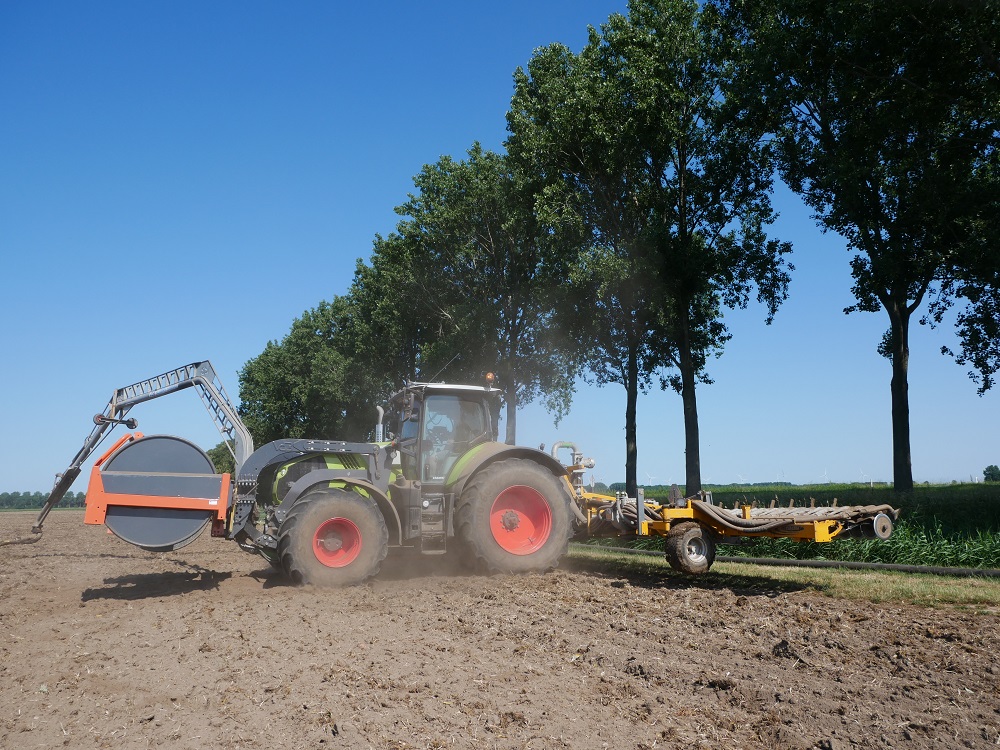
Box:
[563,554,811,597]
[81,568,233,601]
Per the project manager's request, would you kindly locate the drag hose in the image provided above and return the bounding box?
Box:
[691,501,799,534]
[571,544,1000,578]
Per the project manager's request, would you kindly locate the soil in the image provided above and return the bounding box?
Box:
[2,510,999,750]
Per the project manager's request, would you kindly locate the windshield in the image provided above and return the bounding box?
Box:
[421,394,488,483]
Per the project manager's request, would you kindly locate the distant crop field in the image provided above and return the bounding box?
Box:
[636,483,1000,568]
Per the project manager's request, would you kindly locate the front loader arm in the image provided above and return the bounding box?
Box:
[29,361,253,534]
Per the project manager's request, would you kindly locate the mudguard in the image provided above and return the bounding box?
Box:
[279,470,403,546]
[446,442,569,499]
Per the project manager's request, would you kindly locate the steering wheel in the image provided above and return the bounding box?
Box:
[427,425,451,449]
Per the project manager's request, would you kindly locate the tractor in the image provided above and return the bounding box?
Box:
[26,361,899,583]
[29,362,574,585]
[258,377,575,584]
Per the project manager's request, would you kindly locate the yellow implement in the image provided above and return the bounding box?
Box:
[554,443,899,575]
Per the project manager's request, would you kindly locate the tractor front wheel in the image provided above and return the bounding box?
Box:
[456,458,571,574]
[277,489,388,586]
[664,521,716,575]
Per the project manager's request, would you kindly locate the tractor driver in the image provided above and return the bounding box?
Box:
[422,396,487,481]
[423,396,460,481]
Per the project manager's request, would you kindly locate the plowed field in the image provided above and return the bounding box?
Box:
[2,511,998,749]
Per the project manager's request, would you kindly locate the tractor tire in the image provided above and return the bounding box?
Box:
[277,488,388,586]
[664,521,716,575]
[456,458,571,574]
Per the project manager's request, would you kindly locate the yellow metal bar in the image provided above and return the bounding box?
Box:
[570,490,851,543]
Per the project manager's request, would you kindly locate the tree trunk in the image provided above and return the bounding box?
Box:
[504,394,518,445]
[886,299,914,491]
[625,342,639,500]
[504,363,518,445]
[678,313,702,496]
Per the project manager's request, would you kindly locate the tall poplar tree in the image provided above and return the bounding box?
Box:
[388,145,582,443]
[509,0,792,495]
[719,0,1000,490]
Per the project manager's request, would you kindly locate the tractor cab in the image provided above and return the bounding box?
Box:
[387,382,499,489]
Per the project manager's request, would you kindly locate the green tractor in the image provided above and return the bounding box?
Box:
[27,361,899,584]
[258,380,575,585]
[30,363,576,586]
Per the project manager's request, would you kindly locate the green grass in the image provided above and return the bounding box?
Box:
[714,522,1000,568]
[622,483,1000,569]
[646,482,1000,535]
[568,546,1000,607]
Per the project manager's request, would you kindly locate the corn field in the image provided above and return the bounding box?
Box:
[633,483,1000,569]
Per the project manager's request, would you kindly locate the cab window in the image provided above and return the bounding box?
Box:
[421,395,488,483]
[397,405,420,479]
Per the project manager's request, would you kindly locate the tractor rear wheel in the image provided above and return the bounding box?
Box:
[277,488,388,586]
[456,458,571,574]
[664,521,716,575]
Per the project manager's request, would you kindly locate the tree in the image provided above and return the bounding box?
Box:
[349,237,432,388]
[207,442,235,475]
[566,242,675,498]
[238,298,377,446]
[985,465,1000,483]
[508,36,670,497]
[719,0,1000,491]
[238,146,582,449]
[388,145,582,443]
[508,0,792,496]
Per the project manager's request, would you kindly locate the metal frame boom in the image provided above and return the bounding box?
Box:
[31,361,253,533]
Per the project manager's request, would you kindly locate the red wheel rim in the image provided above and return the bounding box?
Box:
[312,517,362,568]
[489,485,552,555]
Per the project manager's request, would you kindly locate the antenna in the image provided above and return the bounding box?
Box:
[427,353,461,383]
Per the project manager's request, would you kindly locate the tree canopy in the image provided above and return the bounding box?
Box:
[388,145,582,442]
[237,146,583,448]
[238,298,376,444]
[508,0,792,495]
[236,0,994,493]
[718,0,1000,490]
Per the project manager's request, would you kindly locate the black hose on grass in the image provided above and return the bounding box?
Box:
[570,543,1000,578]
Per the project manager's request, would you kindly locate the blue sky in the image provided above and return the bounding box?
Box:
[1,1,995,493]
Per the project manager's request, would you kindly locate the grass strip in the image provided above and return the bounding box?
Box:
[616,518,1000,569]
[568,545,1000,608]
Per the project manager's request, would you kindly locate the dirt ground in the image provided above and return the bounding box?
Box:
[1,511,999,750]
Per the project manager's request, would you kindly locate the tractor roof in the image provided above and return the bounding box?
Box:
[388,381,498,405]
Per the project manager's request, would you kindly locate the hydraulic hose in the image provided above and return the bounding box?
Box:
[570,543,1000,578]
[692,501,799,534]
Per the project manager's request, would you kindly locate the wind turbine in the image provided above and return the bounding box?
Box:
[820,469,829,484]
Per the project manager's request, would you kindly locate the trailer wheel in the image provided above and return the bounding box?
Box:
[277,488,388,586]
[456,458,571,574]
[664,521,716,575]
